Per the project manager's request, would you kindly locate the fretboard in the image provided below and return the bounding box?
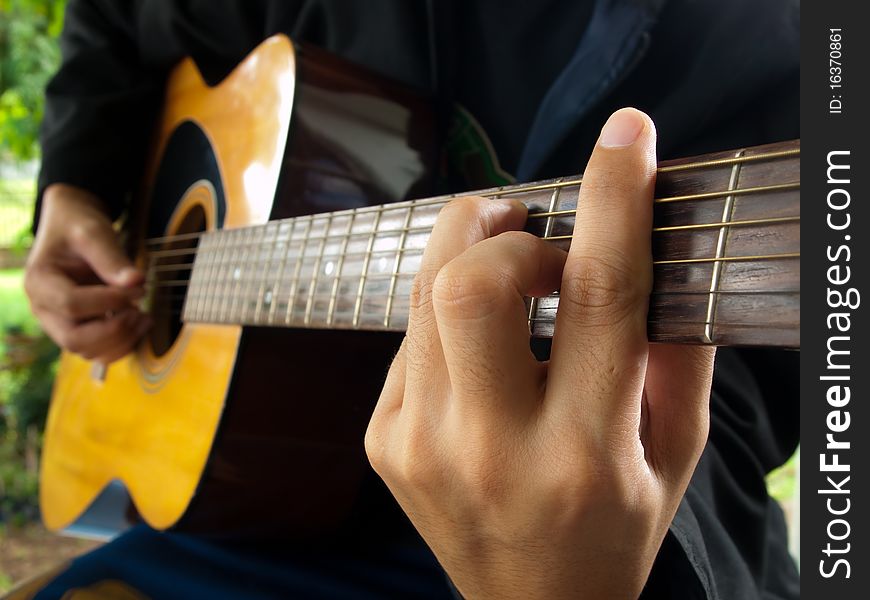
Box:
[151,140,800,348]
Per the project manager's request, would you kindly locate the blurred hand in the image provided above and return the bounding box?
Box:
[365,109,715,599]
[25,183,150,364]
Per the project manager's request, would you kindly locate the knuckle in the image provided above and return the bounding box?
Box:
[432,268,506,322]
[68,218,104,245]
[455,446,510,507]
[438,196,493,239]
[363,423,387,474]
[408,269,438,314]
[439,196,485,222]
[560,255,647,324]
[56,293,78,319]
[498,229,537,248]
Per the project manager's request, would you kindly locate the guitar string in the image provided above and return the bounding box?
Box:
[140,183,800,285]
[151,308,801,330]
[139,214,801,287]
[142,178,799,251]
[143,210,801,261]
[151,288,801,301]
[140,212,801,276]
[142,252,800,303]
[142,146,799,248]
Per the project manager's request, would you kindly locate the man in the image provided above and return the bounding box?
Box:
[22,1,799,598]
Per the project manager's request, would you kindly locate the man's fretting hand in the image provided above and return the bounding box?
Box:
[365,108,715,599]
[25,184,150,364]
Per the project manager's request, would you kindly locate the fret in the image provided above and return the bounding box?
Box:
[229,226,253,324]
[326,210,356,325]
[206,230,221,323]
[194,234,216,321]
[198,231,218,323]
[266,219,295,325]
[703,151,744,343]
[241,226,260,324]
[528,182,563,331]
[384,205,415,327]
[285,215,313,324]
[303,214,333,325]
[179,240,200,322]
[177,243,194,321]
[185,235,203,321]
[206,233,225,321]
[353,209,382,327]
[253,222,278,324]
[219,228,241,323]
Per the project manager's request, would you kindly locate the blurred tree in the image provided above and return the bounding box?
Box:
[0,0,64,161]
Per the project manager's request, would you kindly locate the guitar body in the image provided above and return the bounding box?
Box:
[41,36,438,536]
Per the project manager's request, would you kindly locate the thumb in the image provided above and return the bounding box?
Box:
[68,216,142,287]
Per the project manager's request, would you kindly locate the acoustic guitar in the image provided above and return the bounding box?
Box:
[40,35,800,538]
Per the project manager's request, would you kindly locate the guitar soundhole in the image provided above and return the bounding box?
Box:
[148,205,207,357]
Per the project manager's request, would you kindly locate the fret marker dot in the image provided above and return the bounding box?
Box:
[324,261,335,276]
[378,257,388,272]
[264,290,273,306]
[233,268,241,281]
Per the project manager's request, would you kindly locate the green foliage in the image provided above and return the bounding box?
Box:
[0,270,38,336]
[0,428,41,524]
[0,178,36,248]
[0,0,65,161]
[0,268,56,524]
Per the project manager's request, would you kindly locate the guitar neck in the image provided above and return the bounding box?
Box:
[154,140,800,348]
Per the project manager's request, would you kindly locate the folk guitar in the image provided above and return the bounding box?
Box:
[40,35,800,538]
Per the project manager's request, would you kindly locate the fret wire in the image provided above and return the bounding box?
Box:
[304,213,333,326]
[704,151,744,343]
[253,221,278,324]
[529,182,561,331]
[230,226,255,324]
[194,233,214,321]
[286,215,314,325]
[327,209,356,326]
[354,209,382,328]
[206,229,232,323]
[219,228,241,323]
[267,219,296,325]
[384,206,415,327]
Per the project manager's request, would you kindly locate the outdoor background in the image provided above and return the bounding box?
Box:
[0,0,799,593]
